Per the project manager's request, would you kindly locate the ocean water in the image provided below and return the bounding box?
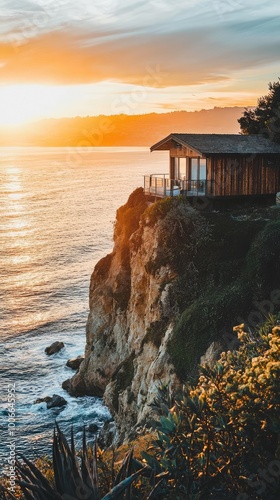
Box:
[0,146,166,465]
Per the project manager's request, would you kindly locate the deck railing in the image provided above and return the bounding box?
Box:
[144,175,208,197]
[144,174,180,197]
[181,179,207,196]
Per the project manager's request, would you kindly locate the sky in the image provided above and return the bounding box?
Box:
[0,0,279,125]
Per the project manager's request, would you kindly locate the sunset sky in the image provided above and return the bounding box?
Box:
[0,0,279,125]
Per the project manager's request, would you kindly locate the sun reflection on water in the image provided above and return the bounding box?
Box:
[7,191,25,200]
[7,218,31,230]
[4,180,22,192]
[10,255,32,265]
[2,166,34,275]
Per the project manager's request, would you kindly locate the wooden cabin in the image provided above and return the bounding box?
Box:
[145,134,280,209]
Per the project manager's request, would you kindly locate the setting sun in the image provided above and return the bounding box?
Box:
[0,84,73,126]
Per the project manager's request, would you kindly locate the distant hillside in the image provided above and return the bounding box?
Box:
[0,107,246,147]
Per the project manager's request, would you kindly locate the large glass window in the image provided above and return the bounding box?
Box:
[190,158,206,180]
[191,159,198,179]
[199,159,206,180]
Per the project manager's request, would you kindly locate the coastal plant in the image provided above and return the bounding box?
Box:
[1,423,148,500]
[144,200,210,276]
[143,318,280,498]
[238,78,280,142]
[143,195,188,225]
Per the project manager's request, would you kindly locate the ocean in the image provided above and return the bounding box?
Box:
[0,146,166,465]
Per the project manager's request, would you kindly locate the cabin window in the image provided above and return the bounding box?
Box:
[199,159,206,180]
[190,158,206,180]
[191,159,198,180]
[170,157,181,180]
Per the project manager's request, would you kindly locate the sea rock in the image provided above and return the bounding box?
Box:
[46,394,67,409]
[45,341,64,355]
[66,355,84,370]
[62,379,71,391]
[34,396,52,404]
[88,423,99,433]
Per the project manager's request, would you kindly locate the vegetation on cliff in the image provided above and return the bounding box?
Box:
[2,320,280,499]
[141,195,280,380]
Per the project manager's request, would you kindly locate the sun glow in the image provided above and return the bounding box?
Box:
[0,84,73,126]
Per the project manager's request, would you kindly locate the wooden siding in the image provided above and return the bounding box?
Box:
[206,155,280,197]
[170,146,201,158]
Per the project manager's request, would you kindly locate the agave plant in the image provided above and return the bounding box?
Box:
[1,423,148,500]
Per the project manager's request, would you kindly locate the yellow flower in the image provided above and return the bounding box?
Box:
[237,331,247,342]
[233,323,245,331]
[257,374,267,384]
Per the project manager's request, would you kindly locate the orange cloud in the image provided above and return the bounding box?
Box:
[1,12,279,89]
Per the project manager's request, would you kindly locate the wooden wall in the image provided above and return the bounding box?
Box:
[206,155,280,197]
[169,146,200,158]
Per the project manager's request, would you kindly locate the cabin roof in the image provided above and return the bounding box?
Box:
[150,133,280,154]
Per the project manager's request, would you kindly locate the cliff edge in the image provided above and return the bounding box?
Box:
[65,188,280,443]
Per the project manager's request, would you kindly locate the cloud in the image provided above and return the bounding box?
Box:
[0,0,279,89]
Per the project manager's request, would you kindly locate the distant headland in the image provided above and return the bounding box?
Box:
[0,107,246,147]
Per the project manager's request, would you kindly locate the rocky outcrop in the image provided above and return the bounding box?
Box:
[66,356,84,370]
[45,341,64,355]
[66,188,280,444]
[35,394,67,409]
[34,396,52,404]
[46,395,67,409]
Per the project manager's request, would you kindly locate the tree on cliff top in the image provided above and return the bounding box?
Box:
[238,78,280,143]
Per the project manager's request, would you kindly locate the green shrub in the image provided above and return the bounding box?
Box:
[246,219,280,292]
[144,203,211,275]
[143,195,188,225]
[168,279,252,380]
[143,319,280,499]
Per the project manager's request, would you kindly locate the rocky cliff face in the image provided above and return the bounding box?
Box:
[66,189,183,442]
[66,189,280,444]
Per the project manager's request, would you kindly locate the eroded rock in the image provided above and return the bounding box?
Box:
[45,341,64,355]
[34,396,52,404]
[46,394,67,409]
[66,356,84,370]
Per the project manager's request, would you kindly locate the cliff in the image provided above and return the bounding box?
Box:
[65,189,280,444]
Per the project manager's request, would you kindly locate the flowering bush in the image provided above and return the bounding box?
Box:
[143,317,280,498]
